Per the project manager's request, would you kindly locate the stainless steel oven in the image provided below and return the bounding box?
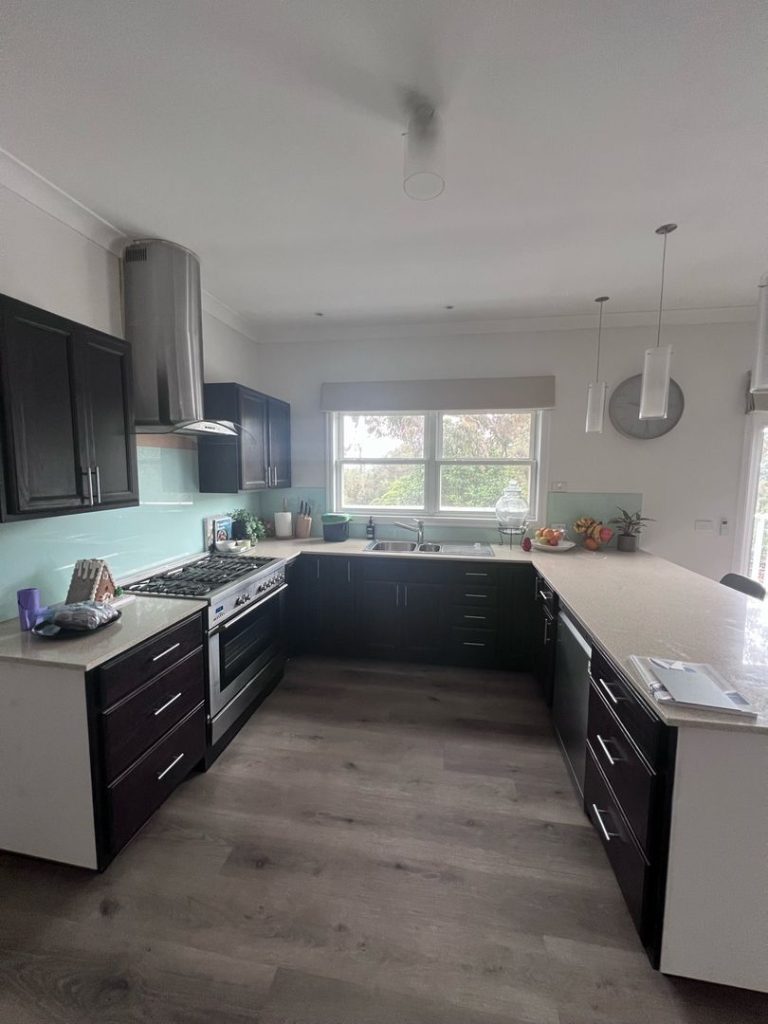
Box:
[208,581,287,746]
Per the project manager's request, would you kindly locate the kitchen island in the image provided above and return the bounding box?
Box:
[251,536,768,992]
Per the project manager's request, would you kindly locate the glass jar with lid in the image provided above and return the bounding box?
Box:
[495,481,529,531]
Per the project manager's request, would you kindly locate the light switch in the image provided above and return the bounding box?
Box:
[719,518,729,536]
[694,519,713,533]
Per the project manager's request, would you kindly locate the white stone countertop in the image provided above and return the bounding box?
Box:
[0,596,206,672]
[255,538,768,732]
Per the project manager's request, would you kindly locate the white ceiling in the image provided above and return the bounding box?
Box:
[1,0,766,335]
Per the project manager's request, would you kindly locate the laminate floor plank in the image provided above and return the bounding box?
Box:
[1,655,766,1023]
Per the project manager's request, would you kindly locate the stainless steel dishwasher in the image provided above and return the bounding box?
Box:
[552,610,593,797]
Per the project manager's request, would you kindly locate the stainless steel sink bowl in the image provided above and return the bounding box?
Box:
[364,540,418,552]
[417,543,443,552]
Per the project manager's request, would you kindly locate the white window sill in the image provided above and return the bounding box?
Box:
[339,513,535,529]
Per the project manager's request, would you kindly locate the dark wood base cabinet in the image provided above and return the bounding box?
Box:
[88,612,207,869]
[292,554,535,670]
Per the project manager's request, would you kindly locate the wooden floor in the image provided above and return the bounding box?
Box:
[1,657,766,1023]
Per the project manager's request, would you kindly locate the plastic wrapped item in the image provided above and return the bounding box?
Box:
[32,601,121,637]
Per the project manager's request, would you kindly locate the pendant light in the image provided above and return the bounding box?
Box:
[749,273,768,394]
[403,92,445,200]
[639,223,677,420]
[585,296,610,433]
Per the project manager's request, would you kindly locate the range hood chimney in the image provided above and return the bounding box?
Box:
[123,238,235,436]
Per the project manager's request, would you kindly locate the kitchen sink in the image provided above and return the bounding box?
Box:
[364,541,418,552]
[363,540,494,557]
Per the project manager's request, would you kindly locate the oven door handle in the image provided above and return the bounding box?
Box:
[221,584,288,630]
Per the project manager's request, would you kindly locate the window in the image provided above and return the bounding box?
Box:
[331,411,540,518]
[737,412,768,585]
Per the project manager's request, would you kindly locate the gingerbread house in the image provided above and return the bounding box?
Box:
[65,559,117,604]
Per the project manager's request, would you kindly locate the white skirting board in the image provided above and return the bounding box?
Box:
[0,662,97,869]
[661,725,768,991]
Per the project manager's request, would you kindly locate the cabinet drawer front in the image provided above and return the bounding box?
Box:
[589,648,664,768]
[108,706,205,855]
[444,563,499,584]
[97,614,204,708]
[588,684,656,855]
[449,626,498,665]
[449,605,499,628]
[585,747,651,939]
[101,648,205,782]
[451,584,498,607]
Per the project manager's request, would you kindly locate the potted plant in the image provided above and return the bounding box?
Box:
[610,507,654,552]
[230,508,266,545]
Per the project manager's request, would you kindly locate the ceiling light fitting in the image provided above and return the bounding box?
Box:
[749,273,768,395]
[585,296,609,433]
[403,92,445,201]
[639,223,677,420]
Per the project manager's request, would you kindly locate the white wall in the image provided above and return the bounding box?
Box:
[0,182,259,384]
[255,320,755,580]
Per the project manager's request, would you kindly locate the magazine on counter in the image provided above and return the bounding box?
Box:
[628,656,757,719]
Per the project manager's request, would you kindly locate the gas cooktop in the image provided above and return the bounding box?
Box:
[125,555,278,598]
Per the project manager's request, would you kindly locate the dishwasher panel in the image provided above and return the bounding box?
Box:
[552,611,592,796]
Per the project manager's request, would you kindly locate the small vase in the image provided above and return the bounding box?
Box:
[617,534,638,552]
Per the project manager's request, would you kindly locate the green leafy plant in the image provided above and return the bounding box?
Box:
[610,507,655,537]
[230,508,266,541]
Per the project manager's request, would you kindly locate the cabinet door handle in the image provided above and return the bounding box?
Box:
[395,584,400,608]
[316,560,320,581]
[591,804,619,842]
[464,614,486,621]
[538,589,552,602]
[596,733,620,766]
[157,752,184,781]
[596,675,621,705]
[274,463,278,485]
[152,642,181,663]
[83,468,94,506]
[465,572,488,577]
[153,692,182,717]
[94,465,102,503]
[465,593,487,599]
[463,641,486,647]
[346,561,351,584]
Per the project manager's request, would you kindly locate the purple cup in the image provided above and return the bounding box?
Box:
[17,588,41,631]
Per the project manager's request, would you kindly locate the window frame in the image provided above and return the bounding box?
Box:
[330,409,543,522]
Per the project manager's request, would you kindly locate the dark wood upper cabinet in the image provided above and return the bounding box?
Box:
[197,382,291,492]
[0,294,138,520]
[77,328,139,507]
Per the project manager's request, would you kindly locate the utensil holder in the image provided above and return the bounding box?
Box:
[274,511,293,539]
[294,515,312,539]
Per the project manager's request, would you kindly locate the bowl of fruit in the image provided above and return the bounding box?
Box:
[531,527,576,552]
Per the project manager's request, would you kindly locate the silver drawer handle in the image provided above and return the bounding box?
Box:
[153,692,182,716]
[591,804,619,842]
[596,733,620,766]
[152,642,181,663]
[157,752,184,781]
[465,593,487,599]
[463,641,486,647]
[464,614,486,620]
[597,675,621,705]
[538,590,552,602]
[465,572,488,577]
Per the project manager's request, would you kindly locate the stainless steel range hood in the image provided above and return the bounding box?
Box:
[123,238,235,436]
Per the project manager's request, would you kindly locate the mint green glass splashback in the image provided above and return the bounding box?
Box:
[260,487,642,547]
[0,445,259,621]
[547,492,643,543]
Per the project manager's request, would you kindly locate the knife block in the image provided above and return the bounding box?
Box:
[294,515,312,539]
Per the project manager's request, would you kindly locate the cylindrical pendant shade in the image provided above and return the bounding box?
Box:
[403,101,445,200]
[585,381,607,433]
[750,274,768,393]
[639,345,672,420]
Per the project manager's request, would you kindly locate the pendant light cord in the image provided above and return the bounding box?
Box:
[654,223,677,348]
[594,296,609,380]
[656,231,668,348]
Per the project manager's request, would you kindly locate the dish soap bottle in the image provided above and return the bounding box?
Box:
[366,516,375,540]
